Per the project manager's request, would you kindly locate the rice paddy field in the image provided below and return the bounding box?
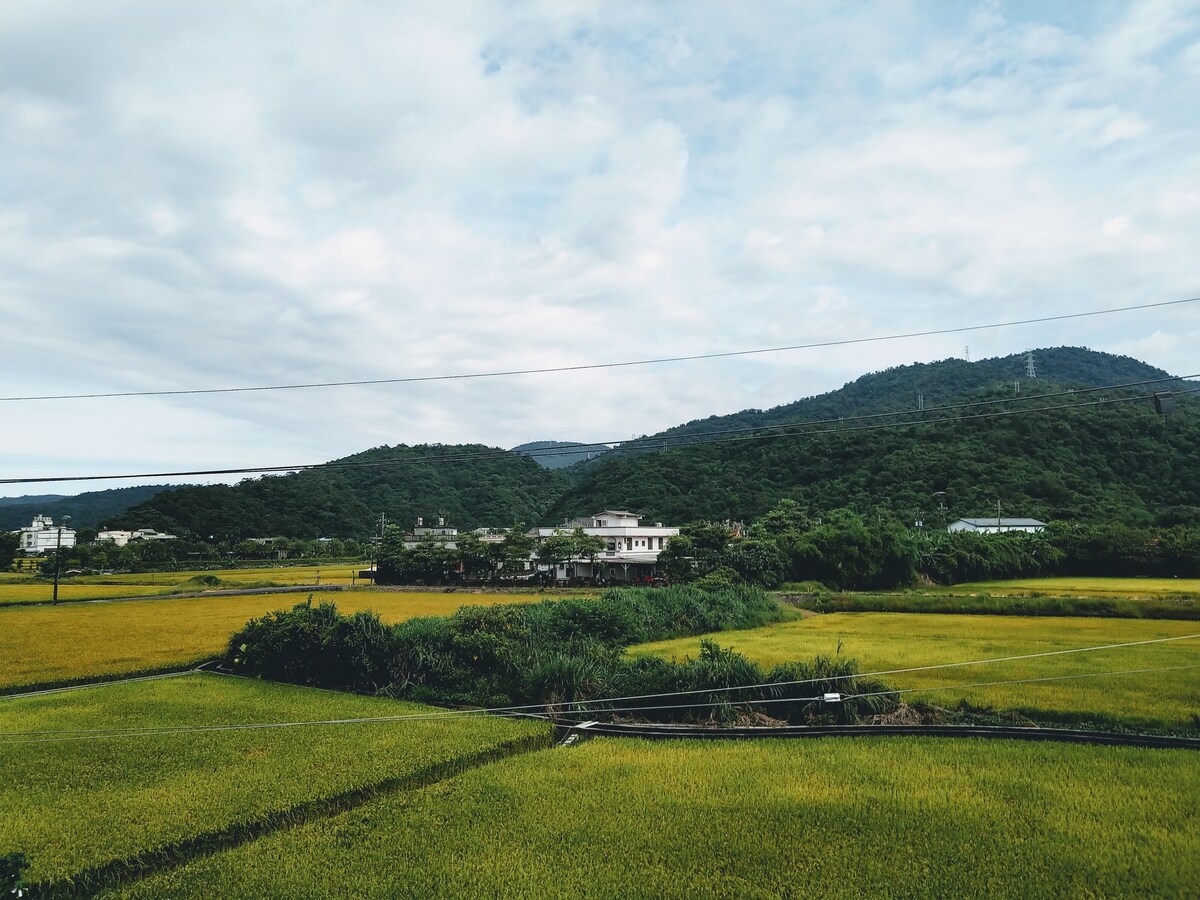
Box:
[0,589,560,692]
[0,564,367,605]
[103,737,1200,899]
[66,564,366,586]
[940,576,1200,598]
[0,583,180,604]
[633,613,1200,730]
[0,673,549,891]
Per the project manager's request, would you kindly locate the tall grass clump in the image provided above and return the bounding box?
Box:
[226,586,892,724]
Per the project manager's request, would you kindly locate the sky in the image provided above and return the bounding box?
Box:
[2,0,1199,498]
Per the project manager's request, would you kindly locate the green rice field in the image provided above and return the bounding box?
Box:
[0,590,558,691]
[105,737,1200,899]
[633,613,1200,730]
[0,673,549,890]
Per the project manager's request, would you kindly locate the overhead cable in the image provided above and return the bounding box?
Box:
[3,382,1197,486]
[3,296,1197,402]
[2,633,1195,743]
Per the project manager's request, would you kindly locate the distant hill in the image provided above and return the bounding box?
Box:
[112,445,571,539]
[0,494,65,509]
[69,347,1199,539]
[0,485,179,531]
[567,347,1176,477]
[511,440,611,469]
[547,347,1199,527]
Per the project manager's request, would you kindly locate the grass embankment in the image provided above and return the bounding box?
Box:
[0,674,549,893]
[633,613,1200,731]
[0,591,555,692]
[105,737,1200,899]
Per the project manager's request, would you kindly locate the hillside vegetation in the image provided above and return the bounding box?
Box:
[20,347,1197,541]
[112,444,570,539]
[549,381,1199,527]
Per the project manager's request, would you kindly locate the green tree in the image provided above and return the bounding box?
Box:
[536,531,576,579]
[494,524,535,579]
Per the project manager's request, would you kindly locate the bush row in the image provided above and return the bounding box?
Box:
[227,587,892,724]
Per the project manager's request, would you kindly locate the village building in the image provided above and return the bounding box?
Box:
[16,515,77,554]
[947,517,1047,534]
[96,528,178,547]
[529,510,679,584]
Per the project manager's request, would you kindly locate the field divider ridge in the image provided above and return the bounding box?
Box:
[25,729,554,899]
[0,661,216,700]
[556,721,1200,750]
[0,583,347,610]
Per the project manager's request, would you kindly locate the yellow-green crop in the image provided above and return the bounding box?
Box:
[0,589,563,691]
[936,576,1200,598]
[106,736,1200,899]
[0,673,549,890]
[633,612,1200,729]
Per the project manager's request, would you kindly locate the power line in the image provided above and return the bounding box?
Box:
[3,662,1197,745]
[3,633,1195,743]
[3,382,1197,486]
[3,296,1198,403]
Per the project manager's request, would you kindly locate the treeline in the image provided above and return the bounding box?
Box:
[375,525,607,585]
[110,444,569,539]
[228,588,894,724]
[26,535,371,576]
[663,500,1200,590]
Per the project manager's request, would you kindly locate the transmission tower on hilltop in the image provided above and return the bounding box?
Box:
[1025,351,1037,379]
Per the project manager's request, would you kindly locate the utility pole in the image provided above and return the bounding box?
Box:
[51,515,71,605]
[997,499,1002,531]
[918,393,924,411]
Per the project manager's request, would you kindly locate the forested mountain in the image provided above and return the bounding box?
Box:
[110,444,571,539]
[547,377,1200,527]
[26,347,1196,540]
[567,347,1180,477]
[511,440,611,469]
[0,485,179,531]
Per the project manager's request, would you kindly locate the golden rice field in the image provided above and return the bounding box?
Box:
[68,564,366,586]
[0,583,175,603]
[633,613,1200,730]
[0,590,555,691]
[940,576,1200,597]
[106,737,1200,899]
[0,674,548,891]
[0,564,367,605]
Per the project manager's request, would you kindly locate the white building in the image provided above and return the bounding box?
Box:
[403,516,461,550]
[96,528,178,547]
[947,517,1047,534]
[529,510,679,583]
[17,516,77,554]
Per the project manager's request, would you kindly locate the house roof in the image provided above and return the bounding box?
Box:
[954,517,1047,527]
[591,510,639,518]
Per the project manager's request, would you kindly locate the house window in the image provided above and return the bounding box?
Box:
[657,537,663,549]
[625,538,632,550]
[607,540,616,551]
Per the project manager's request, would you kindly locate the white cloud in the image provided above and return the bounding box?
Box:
[1,0,1199,496]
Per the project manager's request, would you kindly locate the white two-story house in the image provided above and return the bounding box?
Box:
[529,510,679,583]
